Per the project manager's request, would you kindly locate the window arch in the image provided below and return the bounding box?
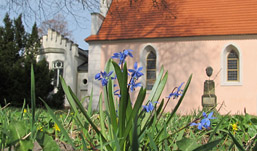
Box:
[53,60,64,87]
[221,44,242,85]
[140,45,158,90]
[146,50,156,90]
[227,50,239,81]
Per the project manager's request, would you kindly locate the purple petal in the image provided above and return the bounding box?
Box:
[197,124,203,130]
[138,67,143,71]
[102,79,108,86]
[208,111,214,119]
[134,62,138,70]
[202,112,207,118]
[128,52,133,58]
[107,71,114,77]
[95,73,101,80]
[190,123,198,126]
[128,69,135,73]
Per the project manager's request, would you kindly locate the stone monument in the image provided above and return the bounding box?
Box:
[202,66,217,108]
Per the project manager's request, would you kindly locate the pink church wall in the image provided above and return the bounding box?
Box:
[98,35,257,115]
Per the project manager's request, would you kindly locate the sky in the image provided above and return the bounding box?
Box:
[0,0,97,50]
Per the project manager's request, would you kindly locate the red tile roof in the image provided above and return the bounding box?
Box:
[86,0,257,41]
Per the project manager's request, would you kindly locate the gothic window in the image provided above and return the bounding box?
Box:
[227,50,239,81]
[53,60,64,87]
[146,51,156,90]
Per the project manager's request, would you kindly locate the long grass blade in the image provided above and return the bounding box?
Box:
[147,66,164,101]
[30,65,36,139]
[107,79,118,133]
[193,138,223,151]
[41,98,76,149]
[88,87,94,117]
[155,74,192,141]
[228,132,245,151]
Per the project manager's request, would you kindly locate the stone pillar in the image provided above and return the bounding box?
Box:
[202,67,217,108]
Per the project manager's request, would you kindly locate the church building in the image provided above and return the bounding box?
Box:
[38,29,88,106]
[86,0,257,115]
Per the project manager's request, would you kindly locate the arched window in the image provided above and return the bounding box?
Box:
[146,51,156,90]
[227,50,239,81]
[221,44,242,85]
[53,60,64,87]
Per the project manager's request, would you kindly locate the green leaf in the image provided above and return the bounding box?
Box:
[121,87,146,146]
[41,99,76,149]
[151,70,168,103]
[132,112,139,151]
[208,114,228,143]
[112,61,128,138]
[60,76,83,126]
[147,66,164,101]
[16,139,34,151]
[148,130,158,151]
[68,89,112,151]
[250,118,257,124]
[107,79,118,133]
[155,74,192,142]
[228,132,245,151]
[7,121,27,145]
[31,64,36,139]
[253,139,257,151]
[88,87,94,117]
[99,93,107,139]
[36,132,60,151]
[193,138,222,151]
[177,138,199,151]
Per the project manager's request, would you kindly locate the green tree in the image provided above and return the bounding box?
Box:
[0,13,64,108]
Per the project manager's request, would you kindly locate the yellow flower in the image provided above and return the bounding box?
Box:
[231,123,238,131]
[23,109,27,113]
[37,126,43,131]
[54,123,60,132]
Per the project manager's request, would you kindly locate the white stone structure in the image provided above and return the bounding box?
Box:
[37,29,88,107]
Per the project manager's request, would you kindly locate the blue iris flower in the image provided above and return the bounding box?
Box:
[95,71,114,86]
[190,111,216,130]
[128,79,141,92]
[128,62,144,79]
[166,82,184,99]
[142,102,154,112]
[111,49,133,65]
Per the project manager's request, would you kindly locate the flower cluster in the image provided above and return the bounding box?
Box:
[166,82,184,99]
[128,62,144,80]
[143,102,154,112]
[128,62,143,92]
[142,101,158,112]
[190,111,216,130]
[95,49,144,98]
[111,49,133,65]
[95,71,114,86]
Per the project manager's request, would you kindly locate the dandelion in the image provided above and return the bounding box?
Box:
[54,123,60,132]
[231,123,238,134]
[23,109,27,113]
[37,126,43,132]
[190,111,216,130]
